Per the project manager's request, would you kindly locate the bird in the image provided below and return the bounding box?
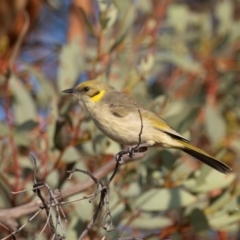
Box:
[62,79,232,174]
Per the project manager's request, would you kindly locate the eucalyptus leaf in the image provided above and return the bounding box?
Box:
[18,155,33,169]
[46,170,59,188]
[0,122,10,135]
[101,4,118,29]
[184,170,235,193]
[58,40,83,91]
[121,182,141,198]
[14,131,32,147]
[216,1,233,35]
[61,147,88,182]
[215,222,239,232]
[122,213,173,230]
[24,65,55,108]
[93,136,121,155]
[113,0,131,18]
[10,75,36,124]
[205,104,226,146]
[67,192,94,221]
[132,187,196,211]
[209,212,240,229]
[156,52,203,74]
[166,106,200,134]
[108,187,125,223]
[136,0,152,13]
[15,120,38,132]
[160,150,176,170]
[167,4,189,34]
[188,208,209,232]
[77,7,95,35]
[62,146,82,163]
[109,4,135,52]
[206,190,238,215]
[47,98,58,149]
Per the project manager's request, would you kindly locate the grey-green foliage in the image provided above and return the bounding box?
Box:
[1,1,240,239]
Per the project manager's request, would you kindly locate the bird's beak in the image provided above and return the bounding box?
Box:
[62,88,76,94]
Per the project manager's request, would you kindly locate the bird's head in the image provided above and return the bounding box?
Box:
[63,79,113,106]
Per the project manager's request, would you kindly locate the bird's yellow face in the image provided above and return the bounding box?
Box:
[63,80,113,110]
[74,82,106,104]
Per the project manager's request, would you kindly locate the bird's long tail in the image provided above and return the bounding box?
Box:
[177,141,232,174]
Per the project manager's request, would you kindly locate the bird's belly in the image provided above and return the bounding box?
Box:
[92,112,151,145]
[90,109,180,147]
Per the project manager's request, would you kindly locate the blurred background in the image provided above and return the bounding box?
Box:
[0,0,240,239]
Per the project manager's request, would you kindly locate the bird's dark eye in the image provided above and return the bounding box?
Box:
[83,87,89,92]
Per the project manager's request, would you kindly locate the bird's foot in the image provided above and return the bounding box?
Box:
[115,144,149,165]
[128,143,151,158]
[115,150,128,164]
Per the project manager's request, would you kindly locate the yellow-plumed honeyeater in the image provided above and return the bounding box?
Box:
[63,79,232,174]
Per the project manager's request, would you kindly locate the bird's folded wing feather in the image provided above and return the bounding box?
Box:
[105,92,189,143]
[142,111,190,143]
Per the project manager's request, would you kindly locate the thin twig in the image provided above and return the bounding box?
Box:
[9,11,30,69]
[130,105,143,154]
[78,187,107,240]
[0,222,16,240]
[1,209,42,240]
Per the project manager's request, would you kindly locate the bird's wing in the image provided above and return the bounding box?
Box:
[104,91,189,142]
[105,91,146,118]
[142,111,190,142]
[109,104,133,118]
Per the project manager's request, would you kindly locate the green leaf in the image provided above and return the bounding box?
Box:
[205,104,226,146]
[12,120,38,147]
[167,4,189,34]
[0,122,10,135]
[46,98,58,149]
[61,146,88,182]
[170,159,193,182]
[216,1,233,35]
[101,4,118,29]
[18,155,33,169]
[62,146,82,163]
[160,150,176,170]
[14,131,32,146]
[122,213,173,230]
[188,208,209,232]
[162,100,187,119]
[93,136,121,155]
[136,0,153,13]
[166,106,200,134]
[109,188,126,224]
[68,192,94,221]
[184,170,235,193]
[121,182,141,198]
[58,40,83,92]
[132,187,196,211]
[205,190,232,214]
[46,170,59,188]
[10,75,36,124]
[209,212,240,230]
[139,54,155,73]
[15,120,38,132]
[77,7,95,36]
[156,52,204,74]
[113,0,131,17]
[24,65,55,108]
[109,4,135,52]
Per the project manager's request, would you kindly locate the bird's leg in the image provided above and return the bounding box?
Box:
[115,150,128,164]
[115,143,150,165]
[128,143,151,158]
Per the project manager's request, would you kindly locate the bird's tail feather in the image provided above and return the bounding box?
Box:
[178,141,232,174]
